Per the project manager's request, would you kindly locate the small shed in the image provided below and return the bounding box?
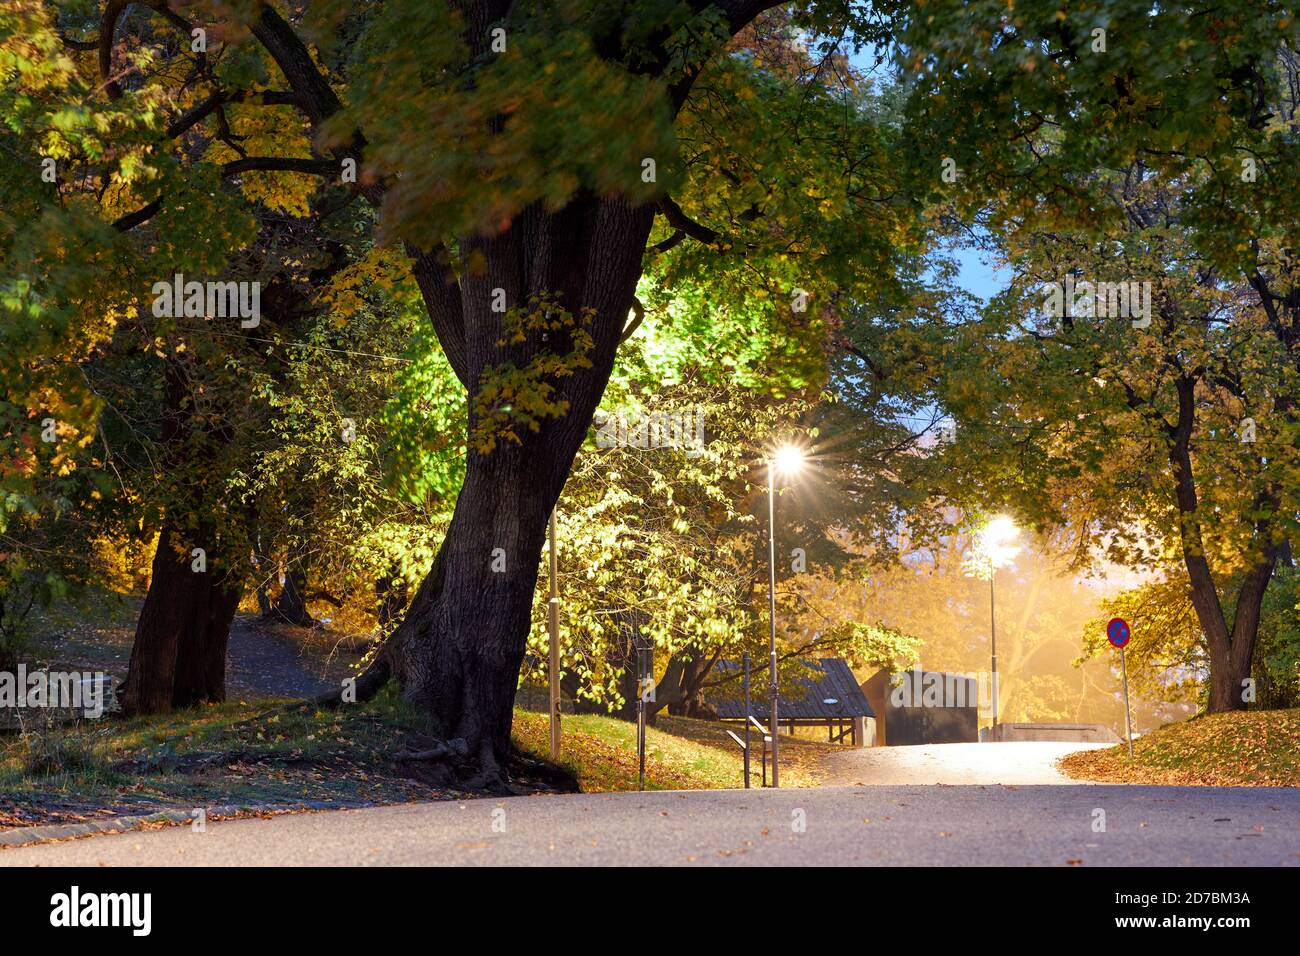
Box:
[707,657,875,747]
[861,669,979,746]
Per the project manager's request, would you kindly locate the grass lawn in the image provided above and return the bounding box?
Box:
[0,693,452,831]
[512,709,833,791]
[2,694,843,833]
[1059,708,1300,787]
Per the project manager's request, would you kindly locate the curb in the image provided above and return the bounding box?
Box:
[0,801,363,849]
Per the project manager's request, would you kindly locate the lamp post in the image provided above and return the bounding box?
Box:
[967,514,1020,739]
[766,444,805,787]
[989,570,997,730]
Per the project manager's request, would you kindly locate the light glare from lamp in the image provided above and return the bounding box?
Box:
[773,444,805,477]
[977,514,1021,571]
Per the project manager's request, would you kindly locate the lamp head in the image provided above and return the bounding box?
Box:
[772,444,805,477]
[978,514,1022,570]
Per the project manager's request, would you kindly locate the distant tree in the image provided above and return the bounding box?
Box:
[890,3,1300,713]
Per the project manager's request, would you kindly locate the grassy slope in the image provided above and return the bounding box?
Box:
[1060,708,1300,787]
[1,698,835,830]
[513,710,828,791]
[0,695,443,829]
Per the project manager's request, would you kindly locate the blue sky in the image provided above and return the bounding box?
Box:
[951,245,1005,303]
[843,45,1006,304]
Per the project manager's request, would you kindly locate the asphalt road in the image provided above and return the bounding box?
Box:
[819,741,1111,785]
[3,784,1296,866]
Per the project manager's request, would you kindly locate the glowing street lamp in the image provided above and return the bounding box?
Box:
[766,443,804,787]
[966,514,1021,736]
[773,444,805,478]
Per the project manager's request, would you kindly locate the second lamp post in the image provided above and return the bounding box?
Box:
[766,444,805,787]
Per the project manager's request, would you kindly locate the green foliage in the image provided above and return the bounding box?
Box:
[472,293,596,454]
[1257,567,1300,708]
[532,368,800,710]
[645,41,920,395]
[816,619,920,672]
[315,0,682,246]
[1082,575,1208,705]
[890,0,1300,266]
[1086,566,1300,708]
[236,256,464,622]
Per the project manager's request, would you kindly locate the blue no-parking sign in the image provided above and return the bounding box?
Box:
[1106,617,1134,756]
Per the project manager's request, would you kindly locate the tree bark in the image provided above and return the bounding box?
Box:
[1168,375,1278,713]
[120,524,242,714]
[381,196,654,781]
[266,566,315,627]
[119,350,246,715]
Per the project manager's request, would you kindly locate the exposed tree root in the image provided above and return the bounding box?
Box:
[312,652,392,708]
[391,738,468,763]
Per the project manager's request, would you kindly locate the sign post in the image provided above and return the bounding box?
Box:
[1107,617,1134,758]
[634,629,653,792]
[548,508,561,760]
[742,652,752,789]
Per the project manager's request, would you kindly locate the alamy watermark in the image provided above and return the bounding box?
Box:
[151,273,261,328]
[50,886,151,936]
[0,666,110,719]
[594,406,705,456]
[889,667,998,719]
[1041,276,1152,328]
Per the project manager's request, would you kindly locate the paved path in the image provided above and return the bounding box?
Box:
[819,741,1111,786]
[3,785,1296,866]
[225,619,344,699]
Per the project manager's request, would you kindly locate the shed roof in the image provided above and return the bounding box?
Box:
[707,657,875,720]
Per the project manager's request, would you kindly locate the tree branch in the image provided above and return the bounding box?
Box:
[715,0,790,36]
[658,195,719,246]
[112,197,161,232]
[620,296,645,343]
[98,0,129,100]
[649,229,686,254]
[221,156,339,176]
[166,88,299,138]
[249,4,469,387]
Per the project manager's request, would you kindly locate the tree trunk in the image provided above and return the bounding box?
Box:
[267,566,315,627]
[1169,375,1279,713]
[120,525,242,715]
[383,196,654,781]
[666,649,719,719]
[647,644,720,721]
[386,443,557,777]
[173,572,242,707]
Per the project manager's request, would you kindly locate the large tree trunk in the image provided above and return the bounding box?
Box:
[120,525,242,715]
[664,648,720,719]
[641,643,720,721]
[1169,376,1279,713]
[119,350,246,716]
[172,570,242,708]
[382,196,654,781]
